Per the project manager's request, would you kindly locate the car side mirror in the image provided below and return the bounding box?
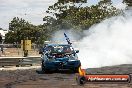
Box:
[75,50,79,53]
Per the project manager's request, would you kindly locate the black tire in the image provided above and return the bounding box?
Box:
[73,67,79,73]
[74,63,81,73]
[41,61,45,71]
[16,65,19,67]
[41,61,49,73]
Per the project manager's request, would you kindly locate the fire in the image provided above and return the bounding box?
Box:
[78,66,86,76]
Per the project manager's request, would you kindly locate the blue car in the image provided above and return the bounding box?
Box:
[39,44,81,73]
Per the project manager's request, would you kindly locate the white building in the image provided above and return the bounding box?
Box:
[0,29,8,40]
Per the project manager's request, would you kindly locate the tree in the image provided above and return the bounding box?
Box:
[5,0,122,44]
[6,17,43,44]
[58,0,87,3]
[46,0,87,19]
[123,0,132,6]
[44,0,120,30]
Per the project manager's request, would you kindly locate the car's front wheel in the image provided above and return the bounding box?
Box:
[41,61,49,73]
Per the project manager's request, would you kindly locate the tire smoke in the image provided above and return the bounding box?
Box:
[52,9,132,68]
[78,9,132,68]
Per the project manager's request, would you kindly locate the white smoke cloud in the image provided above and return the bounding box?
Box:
[112,0,127,10]
[51,30,82,43]
[52,9,132,68]
[78,9,132,68]
[114,3,127,9]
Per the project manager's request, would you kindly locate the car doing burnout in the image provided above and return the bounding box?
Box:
[39,44,81,73]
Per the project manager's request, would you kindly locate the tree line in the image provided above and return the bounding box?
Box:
[4,0,131,45]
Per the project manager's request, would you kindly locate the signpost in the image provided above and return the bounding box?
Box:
[21,40,31,57]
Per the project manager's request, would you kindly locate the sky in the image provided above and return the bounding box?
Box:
[0,0,124,29]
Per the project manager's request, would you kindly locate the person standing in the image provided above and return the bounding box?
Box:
[0,33,3,56]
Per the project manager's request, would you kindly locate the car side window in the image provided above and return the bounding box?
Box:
[63,46,71,53]
[44,46,54,53]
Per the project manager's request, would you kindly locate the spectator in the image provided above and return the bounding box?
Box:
[0,33,2,43]
[0,33,2,56]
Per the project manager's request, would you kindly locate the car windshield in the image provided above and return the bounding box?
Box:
[46,45,73,54]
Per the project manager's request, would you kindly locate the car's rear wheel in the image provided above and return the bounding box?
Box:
[72,67,79,73]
